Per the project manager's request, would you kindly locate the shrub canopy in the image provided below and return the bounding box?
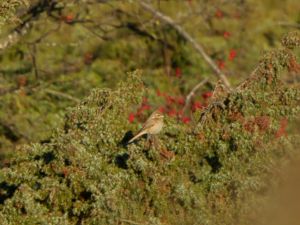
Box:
[0,32,299,225]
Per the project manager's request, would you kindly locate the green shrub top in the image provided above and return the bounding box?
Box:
[0,33,300,225]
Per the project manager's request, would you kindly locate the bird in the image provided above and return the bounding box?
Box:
[128,109,164,144]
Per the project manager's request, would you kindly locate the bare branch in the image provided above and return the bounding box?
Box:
[44,88,80,103]
[0,0,60,51]
[119,218,145,225]
[183,78,208,113]
[235,66,260,92]
[139,1,231,89]
[0,118,30,141]
[277,22,300,29]
[29,44,39,79]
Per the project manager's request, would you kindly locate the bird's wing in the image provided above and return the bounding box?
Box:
[141,117,156,130]
[128,116,156,143]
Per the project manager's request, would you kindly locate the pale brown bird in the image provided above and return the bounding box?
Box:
[128,109,164,144]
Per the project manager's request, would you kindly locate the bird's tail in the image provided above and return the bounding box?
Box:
[128,130,147,144]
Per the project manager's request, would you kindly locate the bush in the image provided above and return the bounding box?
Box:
[0,33,299,225]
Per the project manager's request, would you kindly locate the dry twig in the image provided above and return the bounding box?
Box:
[44,88,80,103]
[183,78,208,112]
[119,218,145,225]
[139,1,231,89]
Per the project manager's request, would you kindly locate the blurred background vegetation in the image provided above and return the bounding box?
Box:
[0,0,299,164]
[0,1,299,224]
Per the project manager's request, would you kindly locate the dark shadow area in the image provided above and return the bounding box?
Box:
[0,182,18,204]
[80,190,92,201]
[229,138,238,152]
[115,152,130,169]
[34,151,55,164]
[205,154,222,173]
[42,151,56,164]
[40,139,51,144]
[0,121,20,142]
[118,130,134,147]
[32,181,41,190]
[64,158,72,166]
[188,171,202,184]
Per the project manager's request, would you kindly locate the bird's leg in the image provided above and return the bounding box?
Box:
[144,134,151,149]
[149,135,158,149]
[145,135,161,150]
[152,135,160,149]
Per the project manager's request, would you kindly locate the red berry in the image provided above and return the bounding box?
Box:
[158,106,166,113]
[229,49,237,61]
[275,118,288,138]
[175,67,182,78]
[177,109,184,116]
[177,97,185,105]
[202,92,213,99]
[141,104,151,111]
[168,109,177,117]
[215,9,223,18]
[84,53,93,65]
[63,14,74,23]
[156,90,162,97]
[182,116,191,124]
[217,60,225,70]
[166,95,176,105]
[17,75,27,87]
[128,113,135,123]
[223,31,231,39]
[192,101,202,111]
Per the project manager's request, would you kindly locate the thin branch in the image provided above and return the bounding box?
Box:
[82,24,111,41]
[197,65,260,128]
[0,87,18,97]
[0,0,60,51]
[119,218,145,225]
[29,44,39,79]
[183,78,208,112]
[139,1,231,89]
[235,66,260,92]
[44,88,80,103]
[0,62,85,98]
[0,119,30,141]
[29,23,61,45]
[277,22,300,28]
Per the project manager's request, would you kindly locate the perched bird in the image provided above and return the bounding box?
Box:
[128,109,164,144]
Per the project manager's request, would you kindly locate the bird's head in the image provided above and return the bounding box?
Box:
[152,109,164,120]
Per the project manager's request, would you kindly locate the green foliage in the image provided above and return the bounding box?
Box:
[0,33,300,224]
[0,0,28,28]
[0,1,299,224]
[0,0,299,164]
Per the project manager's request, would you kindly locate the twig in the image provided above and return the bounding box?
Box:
[183,78,208,112]
[0,1,60,51]
[28,24,61,45]
[139,1,231,89]
[82,24,111,41]
[120,218,145,225]
[0,119,30,141]
[44,88,80,103]
[0,63,85,98]
[235,66,260,92]
[0,22,31,51]
[29,44,39,79]
[277,22,300,28]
